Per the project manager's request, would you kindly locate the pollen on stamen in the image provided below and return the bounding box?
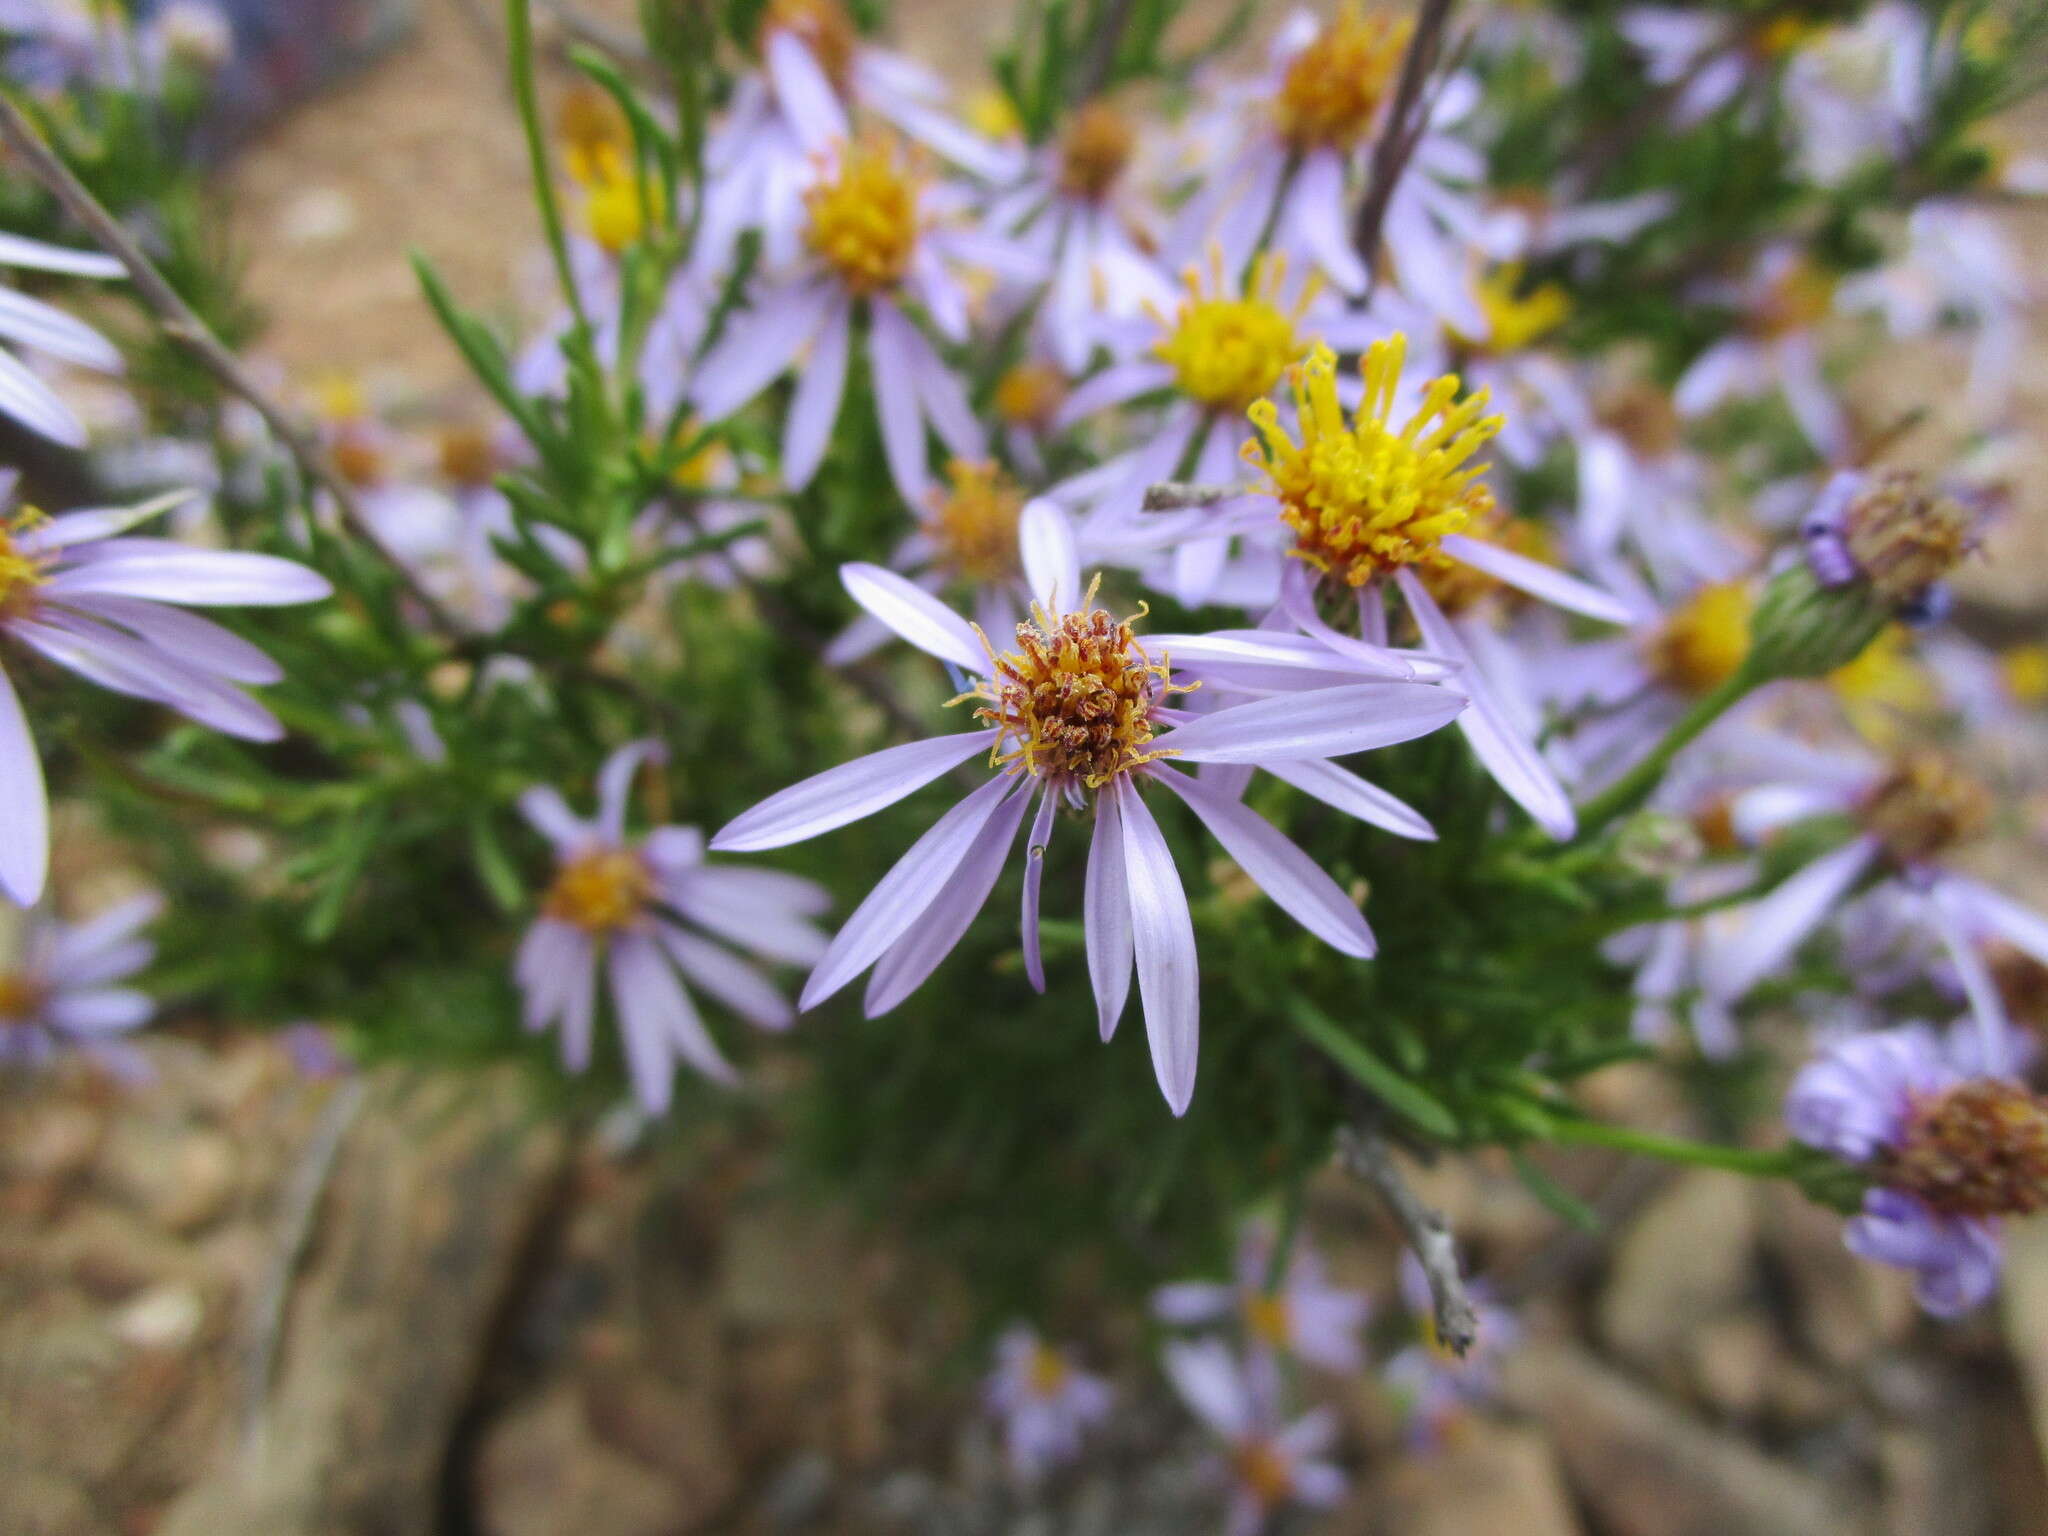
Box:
[803,135,925,296]
[1150,248,1316,413]
[544,847,654,935]
[962,578,1194,795]
[1246,335,1504,590]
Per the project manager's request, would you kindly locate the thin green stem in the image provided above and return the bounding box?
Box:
[1574,668,1759,837]
[508,0,592,337]
[1263,1167,1307,1294]
[1545,1118,1801,1178]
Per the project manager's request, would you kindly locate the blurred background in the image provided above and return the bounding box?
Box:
[2,2,2046,1533]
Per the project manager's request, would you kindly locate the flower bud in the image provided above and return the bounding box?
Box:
[1741,560,1890,683]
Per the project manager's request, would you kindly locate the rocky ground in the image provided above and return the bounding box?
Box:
[5,1033,2048,1534]
[3,1,2047,1532]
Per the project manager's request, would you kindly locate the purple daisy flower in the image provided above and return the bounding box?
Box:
[983,1324,1114,1480]
[515,741,829,1115]
[1786,1018,2047,1316]
[0,488,331,906]
[1163,1339,1346,1536]
[1153,1222,1372,1373]
[1705,748,2048,1072]
[1140,336,1633,839]
[711,517,1467,1114]
[689,133,1041,506]
[1,892,161,1080]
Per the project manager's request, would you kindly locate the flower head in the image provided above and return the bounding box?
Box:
[0,490,330,907]
[1153,250,1316,413]
[1644,580,1753,695]
[1803,469,1981,610]
[1153,1223,1371,1373]
[516,743,828,1113]
[1270,4,1411,152]
[1859,752,1992,867]
[924,459,1026,585]
[984,1325,1113,1479]
[967,579,1192,797]
[1163,1340,1345,1534]
[1,894,160,1077]
[1056,99,1138,203]
[803,134,925,295]
[1250,336,1503,589]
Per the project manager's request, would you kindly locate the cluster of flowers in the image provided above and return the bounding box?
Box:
[985,1223,1517,1528]
[4,1,2046,1482]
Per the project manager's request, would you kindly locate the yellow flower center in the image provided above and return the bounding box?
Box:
[804,137,924,295]
[664,423,731,492]
[1271,5,1412,152]
[1751,258,1837,338]
[313,374,369,423]
[1057,100,1137,202]
[965,88,1022,142]
[1750,13,1823,58]
[1247,335,1503,589]
[924,459,1025,585]
[556,80,631,187]
[1827,624,1933,739]
[1645,582,1753,696]
[1026,1343,1070,1398]
[1888,1079,2048,1218]
[1597,382,1683,457]
[1232,1439,1295,1504]
[2001,643,2048,706]
[0,511,50,616]
[329,433,386,490]
[438,426,498,488]
[1152,250,1316,413]
[575,142,662,255]
[994,361,1068,430]
[966,583,1190,790]
[1989,942,2048,1031]
[1860,752,1992,865]
[759,0,857,92]
[1242,1292,1293,1349]
[0,970,45,1020]
[1461,264,1572,354]
[544,847,653,934]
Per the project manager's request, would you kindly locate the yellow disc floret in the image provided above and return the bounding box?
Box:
[0,508,49,617]
[1025,1343,1070,1398]
[994,361,1068,431]
[1462,264,1572,353]
[1645,581,1753,695]
[1152,250,1316,413]
[1242,1292,1293,1349]
[1272,4,1412,152]
[2002,643,2048,706]
[966,580,1192,790]
[577,142,661,255]
[924,460,1025,584]
[556,81,631,187]
[804,136,923,295]
[544,847,653,934]
[1247,335,1504,589]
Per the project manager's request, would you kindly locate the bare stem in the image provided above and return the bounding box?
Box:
[1337,1118,1479,1356]
[0,91,466,639]
[1351,0,1459,280]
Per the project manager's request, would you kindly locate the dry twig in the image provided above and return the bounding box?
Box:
[1337,1118,1479,1355]
[0,91,467,639]
[1142,479,1242,513]
[1350,0,1460,282]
